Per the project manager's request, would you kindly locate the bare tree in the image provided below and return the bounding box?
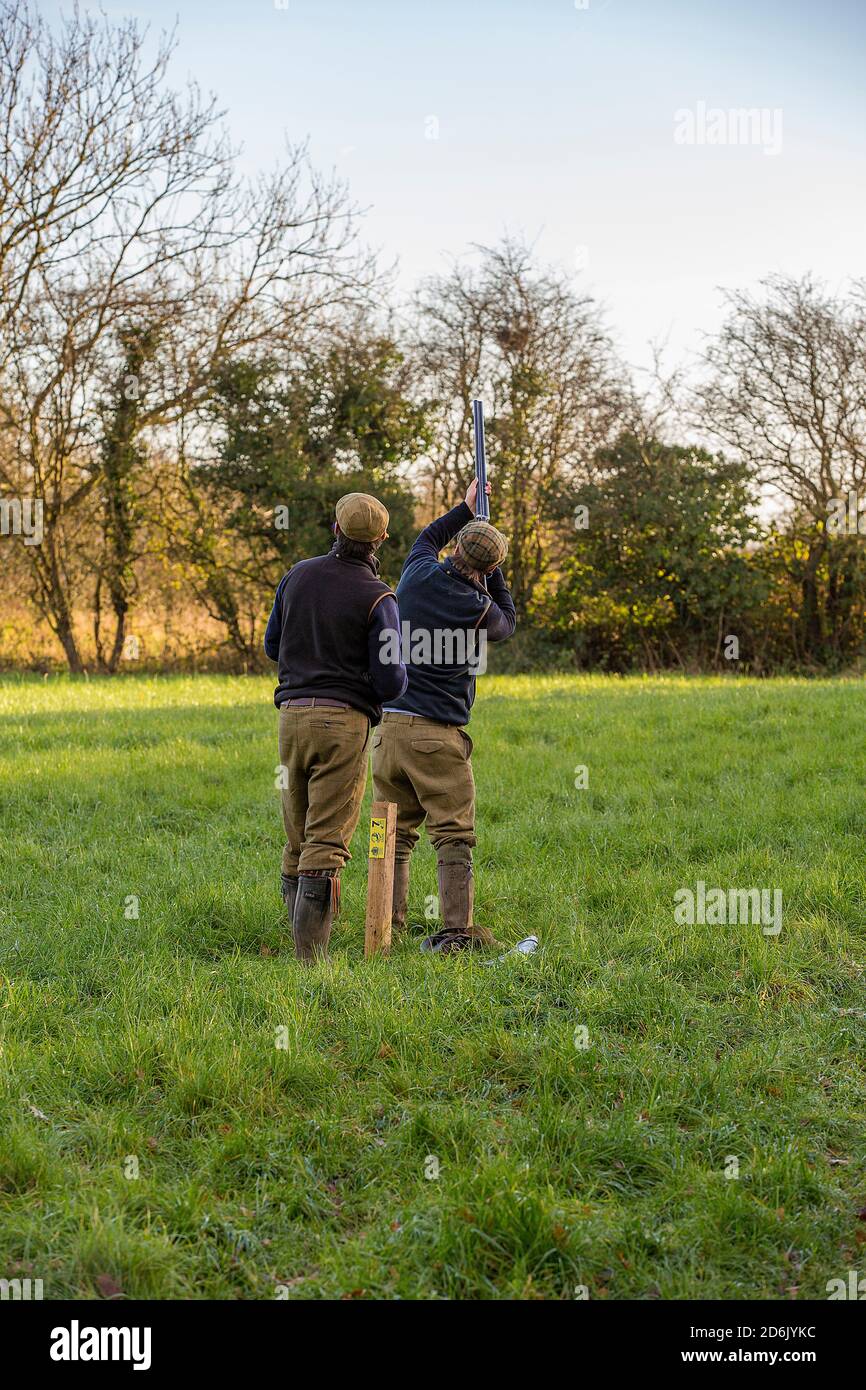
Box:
[413,238,629,614]
[0,0,375,669]
[0,1,231,339]
[697,274,866,659]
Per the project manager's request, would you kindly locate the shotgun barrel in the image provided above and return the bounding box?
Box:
[471,399,490,519]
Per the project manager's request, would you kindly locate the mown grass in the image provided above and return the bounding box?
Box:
[0,673,864,1300]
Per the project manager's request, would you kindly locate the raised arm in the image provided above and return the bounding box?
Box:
[401,479,488,576]
[401,501,472,575]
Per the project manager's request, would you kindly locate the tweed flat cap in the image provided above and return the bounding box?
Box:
[455,519,508,571]
[335,492,389,541]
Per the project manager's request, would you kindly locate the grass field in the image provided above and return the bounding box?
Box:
[1,673,864,1301]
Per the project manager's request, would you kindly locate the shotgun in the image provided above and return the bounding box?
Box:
[471,398,490,519]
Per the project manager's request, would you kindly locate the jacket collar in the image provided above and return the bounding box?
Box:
[328,542,380,576]
[441,556,487,596]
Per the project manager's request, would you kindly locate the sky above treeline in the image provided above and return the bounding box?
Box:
[44,0,866,377]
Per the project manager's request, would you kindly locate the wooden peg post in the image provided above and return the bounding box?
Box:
[364,800,397,958]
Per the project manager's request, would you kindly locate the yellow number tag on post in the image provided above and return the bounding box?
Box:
[369,817,386,859]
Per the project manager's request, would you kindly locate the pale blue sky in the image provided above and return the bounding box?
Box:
[44,0,866,374]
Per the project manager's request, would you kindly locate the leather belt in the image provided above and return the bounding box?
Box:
[383,712,450,726]
[281,698,350,710]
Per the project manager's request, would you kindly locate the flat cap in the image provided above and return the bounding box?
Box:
[335,492,389,542]
[455,519,508,571]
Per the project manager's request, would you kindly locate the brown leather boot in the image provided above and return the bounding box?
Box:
[422,857,497,953]
[280,873,298,923]
[292,873,337,963]
[391,859,411,936]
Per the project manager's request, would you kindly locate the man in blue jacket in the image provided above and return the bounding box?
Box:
[371,479,515,953]
[264,492,406,962]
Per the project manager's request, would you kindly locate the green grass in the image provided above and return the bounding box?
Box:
[1,673,864,1300]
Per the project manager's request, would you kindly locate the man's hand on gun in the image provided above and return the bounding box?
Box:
[464,477,491,514]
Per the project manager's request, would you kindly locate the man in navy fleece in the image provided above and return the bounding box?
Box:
[371,478,515,953]
[264,492,406,962]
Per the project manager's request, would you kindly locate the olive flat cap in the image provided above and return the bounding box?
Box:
[335,492,389,541]
[455,519,508,571]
